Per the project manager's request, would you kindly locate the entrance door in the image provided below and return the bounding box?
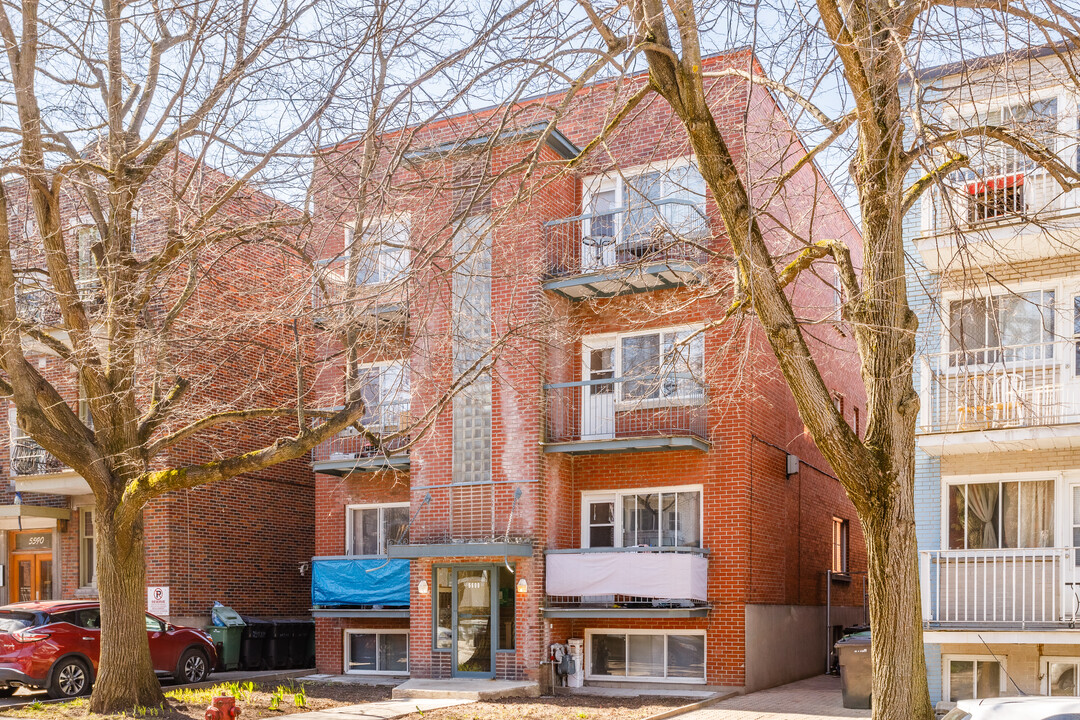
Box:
[11,554,52,603]
[453,569,494,677]
[581,339,615,440]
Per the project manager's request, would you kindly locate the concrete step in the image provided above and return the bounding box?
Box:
[391,678,540,701]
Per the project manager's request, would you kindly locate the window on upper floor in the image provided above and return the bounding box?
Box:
[346,217,410,286]
[947,478,1054,550]
[583,487,702,549]
[346,503,409,556]
[948,289,1055,364]
[582,163,707,270]
[356,361,410,431]
[613,327,704,403]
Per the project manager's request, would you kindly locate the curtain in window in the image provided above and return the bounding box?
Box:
[1020,480,1055,547]
[967,483,999,549]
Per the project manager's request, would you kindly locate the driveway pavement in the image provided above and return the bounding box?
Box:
[675,675,870,720]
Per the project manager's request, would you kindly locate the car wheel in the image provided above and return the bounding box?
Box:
[47,658,90,699]
[177,648,209,685]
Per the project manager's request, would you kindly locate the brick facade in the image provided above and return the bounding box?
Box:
[310,49,867,692]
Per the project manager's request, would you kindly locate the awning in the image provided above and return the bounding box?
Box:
[0,505,71,530]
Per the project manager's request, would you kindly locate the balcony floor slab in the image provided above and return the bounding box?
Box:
[543,606,710,619]
[917,422,1080,456]
[543,435,710,455]
[312,456,411,476]
[543,262,705,300]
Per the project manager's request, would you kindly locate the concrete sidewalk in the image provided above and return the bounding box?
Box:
[672,675,870,720]
[280,699,471,720]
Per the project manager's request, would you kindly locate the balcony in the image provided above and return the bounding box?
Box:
[10,437,89,495]
[543,376,709,454]
[311,556,410,618]
[916,341,1080,455]
[914,167,1077,272]
[543,547,710,618]
[14,279,103,327]
[920,548,1078,631]
[310,258,408,329]
[542,199,709,300]
[311,406,411,476]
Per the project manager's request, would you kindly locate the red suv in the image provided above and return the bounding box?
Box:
[0,600,216,698]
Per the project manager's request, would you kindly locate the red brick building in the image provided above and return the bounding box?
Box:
[308,49,868,692]
[0,159,318,627]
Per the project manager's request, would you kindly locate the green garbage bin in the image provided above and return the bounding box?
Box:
[206,606,246,671]
[834,631,872,709]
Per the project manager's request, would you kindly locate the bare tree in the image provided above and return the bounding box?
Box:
[505,3,1080,719]
[0,0,530,710]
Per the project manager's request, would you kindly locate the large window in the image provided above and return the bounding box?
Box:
[587,630,705,682]
[345,504,409,556]
[583,487,702,549]
[347,218,410,286]
[344,630,408,674]
[947,657,1004,702]
[592,327,703,402]
[947,479,1054,550]
[356,362,410,431]
[949,290,1055,362]
[79,508,95,588]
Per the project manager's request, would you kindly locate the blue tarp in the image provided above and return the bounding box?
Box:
[311,557,410,607]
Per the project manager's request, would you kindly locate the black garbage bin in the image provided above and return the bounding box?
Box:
[835,631,872,709]
[239,615,273,670]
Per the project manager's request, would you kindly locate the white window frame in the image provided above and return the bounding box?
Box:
[342,629,409,675]
[940,471,1061,551]
[580,485,704,549]
[353,360,410,433]
[344,214,411,287]
[943,654,1009,702]
[1042,656,1080,696]
[832,517,850,575]
[344,502,410,556]
[584,629,706,684]
[583,325,705,410]
[78,506,96,588]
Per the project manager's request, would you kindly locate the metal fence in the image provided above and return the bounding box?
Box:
[10,436,67,476]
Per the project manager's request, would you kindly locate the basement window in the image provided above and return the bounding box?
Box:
[344,630,408,674]
[586,630,705,682]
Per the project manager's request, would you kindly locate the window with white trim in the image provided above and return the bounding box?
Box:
[948,290,1055,363]
[583,487,702,549]
[345,503,409,556]
[79,507,95,588]
[946,656,1005,701]
[831,518,849,575]
[587,630,705,682]
[596,327,703,402]
[344,630,408,674]
[356,362,410,431]
[346,217,410,286]
[947,478,1054,550]
[1044,657,1080,696]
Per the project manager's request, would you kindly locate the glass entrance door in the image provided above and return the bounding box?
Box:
[454,569,493,677]
[10,554,53,603]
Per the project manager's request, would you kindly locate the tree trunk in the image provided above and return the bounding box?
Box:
[90,504,165,712]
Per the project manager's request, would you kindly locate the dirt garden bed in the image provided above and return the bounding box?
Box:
[5,680,392,720]
[395,695,696,720]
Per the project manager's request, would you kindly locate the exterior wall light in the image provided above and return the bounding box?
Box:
[516,578,528,594]
[417,579,429,595]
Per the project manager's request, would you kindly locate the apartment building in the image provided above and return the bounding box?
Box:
[0,160,317,626]
[308,49,867,692]
[907,47,1080,707]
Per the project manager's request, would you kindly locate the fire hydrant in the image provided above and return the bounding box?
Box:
[205,696,240,720]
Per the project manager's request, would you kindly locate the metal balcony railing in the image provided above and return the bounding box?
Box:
[543,199,709,279]
[311,401,411,463]
[14,280,103,326]
[918,341,1076,433]
[920,547,1077,627]
[925,167,1066,234]
[544,375,707,444]
[10,436,67,476]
